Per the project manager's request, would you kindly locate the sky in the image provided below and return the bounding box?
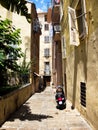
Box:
[28,0,51,13]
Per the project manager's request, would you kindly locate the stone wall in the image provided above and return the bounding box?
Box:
[0,84,33,126]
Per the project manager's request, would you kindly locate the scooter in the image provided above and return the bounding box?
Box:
[56,93,66,109]
[55,85,66,109]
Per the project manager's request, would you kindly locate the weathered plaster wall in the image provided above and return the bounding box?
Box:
[62,0,98,129]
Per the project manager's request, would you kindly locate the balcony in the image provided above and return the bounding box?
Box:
[52,24,61,41]
[51,0,61,41]
[33,18,42,33]
[44,54,50,58]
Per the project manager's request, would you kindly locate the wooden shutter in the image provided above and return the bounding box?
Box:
[81,0,88,36]
[68,6,80,46]
[62,36,66,59]
[60,1,63,21]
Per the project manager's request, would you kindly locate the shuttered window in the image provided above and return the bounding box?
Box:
[60,0,63,21]
[61,35,66,59]
[68,0,88,45]
[68,6,80,46]
[76,0,88,39]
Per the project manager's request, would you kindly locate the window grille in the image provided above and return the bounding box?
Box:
[80,82,86,107]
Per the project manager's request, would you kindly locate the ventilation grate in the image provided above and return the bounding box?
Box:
[80,82,86,107]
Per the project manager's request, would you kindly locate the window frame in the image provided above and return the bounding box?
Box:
[44,36,50,43]
[44,24,49,31]
[44,14,47,22]
[76,0,88,40]
[68,0,88,46]
[44,62,50,75]
[44,48,50,57]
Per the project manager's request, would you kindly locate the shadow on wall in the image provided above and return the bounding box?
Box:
[72,40,87,109]
[7,103,53,122]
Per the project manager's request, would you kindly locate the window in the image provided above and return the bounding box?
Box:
[44,62,50,75]
[68,0,88,46]
[44,48,50,57]
[76,0,88,39]
[44,14,47,21]
[44,24,49,30]
[44,36,50,43]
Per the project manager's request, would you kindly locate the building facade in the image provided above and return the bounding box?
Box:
[38,12,52,86]
[0,3,41,93]
[60,0,98,129]
[50,0,63,88]
[30,4,42,92]
[0,3,31,62]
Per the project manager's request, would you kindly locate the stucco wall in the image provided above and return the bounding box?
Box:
[0,84,33,126]
[66,29,98,130]
[38,13,52,77]
[86,28,98,130]
[62,0,98,129]
[0,4,31,63]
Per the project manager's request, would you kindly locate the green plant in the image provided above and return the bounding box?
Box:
[18,49,31,84]
[0,17,23,86]
[0,0,31,22]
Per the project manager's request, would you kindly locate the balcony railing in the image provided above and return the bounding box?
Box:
[44,54,50,58]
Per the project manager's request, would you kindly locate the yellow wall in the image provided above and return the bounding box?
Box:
[61,0,98,129]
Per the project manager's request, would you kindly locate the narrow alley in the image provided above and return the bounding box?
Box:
[0,86,92,130]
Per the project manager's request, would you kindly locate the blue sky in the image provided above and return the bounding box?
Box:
[28,0,51,12]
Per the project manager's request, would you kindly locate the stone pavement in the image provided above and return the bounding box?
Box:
[0,86,92,130]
